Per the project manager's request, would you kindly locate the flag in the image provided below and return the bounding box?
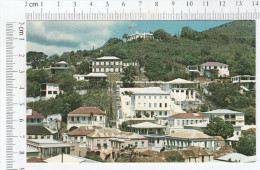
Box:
[128,26,132,29]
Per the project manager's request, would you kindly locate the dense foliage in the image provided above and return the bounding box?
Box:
[165,155,185,162]
[203,117,234,139]
[235,131,256,156]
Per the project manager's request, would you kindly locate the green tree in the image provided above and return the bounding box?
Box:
[122,33,129,41]
[115,145,139,162]
[52,70,76,92]
[27,81,40,97]
[203,117,234,139]
[76,61,90,74]
[240,106,256,125]
[26,51,48,69]
[153,29,171,41]
[165,155,185,162]
[235,131,256,156]
[121,66,135,87]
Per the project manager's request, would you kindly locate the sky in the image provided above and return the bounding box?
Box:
[27,20,232,56]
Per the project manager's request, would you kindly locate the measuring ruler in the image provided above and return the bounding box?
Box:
[0,0,259,170]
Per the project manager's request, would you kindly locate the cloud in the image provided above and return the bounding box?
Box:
[26,21,128,56]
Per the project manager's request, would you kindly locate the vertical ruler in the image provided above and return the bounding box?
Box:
[1,1,26,170]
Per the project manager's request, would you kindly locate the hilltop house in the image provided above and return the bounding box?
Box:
[186,62,229,77]
[231,75,256,93]
[165,129,215,151]
[167,112,209,133]
[40,83,62,99]
[67,107,106,131]
[50,61,69,75]
[26,106,44,125]
[127,122,166,152]
[126,32,154,42]
[203,109,245,143]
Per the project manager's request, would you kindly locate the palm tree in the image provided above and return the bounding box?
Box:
[121,67,135,87]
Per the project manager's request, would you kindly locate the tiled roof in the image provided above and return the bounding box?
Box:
[68,107,105,116]
[183,146,212,156]
[27,157,46,163]
[68,126,102,136]
[214,136,225,141]
[201,62,228,66]
[169,112,207,118]
[27,125,55,135]
[167,129,213,139]
[133,87,169,95]
[26,110,45,119]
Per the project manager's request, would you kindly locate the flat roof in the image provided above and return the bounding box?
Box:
[203,109,243,114]
[96,56,121,60]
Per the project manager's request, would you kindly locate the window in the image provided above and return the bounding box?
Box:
[177,120,180,125]
[138,103,141,107]
[165,103,167,107]
[181,90,184,93]
[164,111,167,116]
[83,117,86,121]
[144,96,146,99]
[231,115,236,119]
[76,117,79,121]
[135,142,138,147]
[149,103,151,108]
[236,131,239,136]
[159,111,162,116]
[154,103,157,107]
[141,141,145,147]
[37,119,40,123]
[48,91,52,94]
[225,115,229,119]
[149,96,151,99]
[138,96,141,99]
[231,121,236,125]
[159,96,162,99]
[176,90,179,93]
[154,96,157,99]
[144,103,146,107]
[182,120,184,125]
[71,117,74,121]
[159,103,162,108]
[191,120,193,124]
[100,116,102,121]
[165,96,167,99]
[53,91,57,94]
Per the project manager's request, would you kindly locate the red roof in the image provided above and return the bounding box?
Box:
[27,157,46,163]
[68,126,102,136]
[201,62,228,66]
[169,113,207,118]
[68,107,106,116]
[26,107,45,119]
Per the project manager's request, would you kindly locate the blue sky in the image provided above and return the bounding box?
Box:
[27,21,231,56]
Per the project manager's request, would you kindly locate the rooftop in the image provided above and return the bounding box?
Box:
[27,139,67,144]
[68,107,106,116]
[96,56,121,60]
[88,128,121,138]
[45,154,99,163]
[27,157,46,163]
[203,109,243,114]
[133,87,169,95]
[201,62,228,66]
[26,108,44,119]
[169,112,207,118]
[128,122,166,129]
[166,78,195,84]
[27,125,56,135]
[216,153,256,163]
[167,129,213,139]
[85,73,108,77]
[68,126,102,136]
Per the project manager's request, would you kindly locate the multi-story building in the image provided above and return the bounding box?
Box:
[231,75,256,93]
[200,62,229,77]
[167,112,209,133]
[84,128,148,160]
[163,78,198,104]
[165,129,215,151]
[203,109,245,143]
[127,122,166,152]
[40,83,61,99]
[27,125,57,140]
[126,32,154,42]
[67,107,106,131]
[26,106,44,125]
[50,61,69,75]
[92,56,123,73]
[130,87,174,125]
[186,62,230,77]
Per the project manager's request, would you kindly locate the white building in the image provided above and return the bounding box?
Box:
[231,75,256,93]
[200,62,229,77]
[46,113,62,130]
[40,83,61,99]
[50,61,69,74]
[203,109,245,142]
[126,32,154,42]
[92,56,123,73]
[26,106,44,125]
[73,73,108,82]
[67,107,106,131]
[130,87,174,125]
[163,78,197,103]
[167,112,209,133]
[128,122,166,152]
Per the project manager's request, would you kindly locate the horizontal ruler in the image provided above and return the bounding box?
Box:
[24,0,260,20]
